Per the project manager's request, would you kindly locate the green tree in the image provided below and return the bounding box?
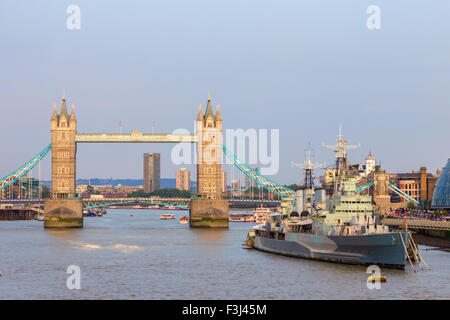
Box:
[283,184,305,191]
[41,185,51,199]
[127,188,191,198]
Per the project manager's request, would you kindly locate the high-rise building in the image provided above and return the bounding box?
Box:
[176,168,190,191]
[143,153,160,193]
[244,175,251,191]
[231,179,241,196]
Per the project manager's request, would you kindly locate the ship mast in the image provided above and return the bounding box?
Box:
[292,144,324,190]
[322,124,360,194]
[292,145,325,215]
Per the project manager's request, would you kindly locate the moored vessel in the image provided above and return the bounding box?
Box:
[253,206,270,224]
[248,179,411,269]
[229,213,254,223]
[82,208,106,217]
[245,129,419,270]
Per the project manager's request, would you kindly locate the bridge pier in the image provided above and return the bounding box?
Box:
[44,198,83,228]
[190,198,229,228]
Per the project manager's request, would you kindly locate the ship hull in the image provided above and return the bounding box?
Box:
[253,231,409,269]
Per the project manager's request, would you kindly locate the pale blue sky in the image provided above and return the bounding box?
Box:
[0,0,449,184]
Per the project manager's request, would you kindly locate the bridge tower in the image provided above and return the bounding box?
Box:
[44,93,83,228]
[50,93,77,198]
[373,167,391,214]
[190,93,229,228]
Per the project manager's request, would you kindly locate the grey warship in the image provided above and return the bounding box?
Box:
[246,130,411,269]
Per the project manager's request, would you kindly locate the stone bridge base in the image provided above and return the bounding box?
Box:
[190,199,229,228]
[44,198,83,228]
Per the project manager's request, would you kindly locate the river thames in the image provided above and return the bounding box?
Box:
[0,209,449,299]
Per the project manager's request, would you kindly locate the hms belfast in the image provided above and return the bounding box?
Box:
[246,128,417,269]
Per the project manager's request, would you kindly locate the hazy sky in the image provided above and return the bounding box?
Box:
[0,0,449,184]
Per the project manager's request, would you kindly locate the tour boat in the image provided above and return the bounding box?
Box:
[160,213,176,220]
[180,216,189,224]
[253,206,271,224]
[229,213,254,223]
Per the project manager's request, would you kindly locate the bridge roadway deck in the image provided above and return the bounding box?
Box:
[75,133,196,143]
[0,198,281,206]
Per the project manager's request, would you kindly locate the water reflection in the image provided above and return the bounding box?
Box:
[45,228,83,241]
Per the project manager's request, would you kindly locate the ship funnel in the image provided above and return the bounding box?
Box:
[296,190,304,212]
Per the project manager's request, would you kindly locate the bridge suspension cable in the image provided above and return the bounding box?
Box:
[388,182,423,206]
[356,181,374,193]
[0,144,51,191]
[222,145,296,199]
[355,180,423,206]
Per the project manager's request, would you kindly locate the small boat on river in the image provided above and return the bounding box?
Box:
[180,216,189,224]
[161,213,176,220]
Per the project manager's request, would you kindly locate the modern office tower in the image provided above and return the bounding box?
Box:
[143,153,160,193]
[231,179,241,196]
[176,168,190,191]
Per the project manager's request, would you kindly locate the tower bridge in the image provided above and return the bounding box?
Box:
[1,92,297,229]
[45,92,228,228]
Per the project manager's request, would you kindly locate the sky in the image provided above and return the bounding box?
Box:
[0,0,449,185]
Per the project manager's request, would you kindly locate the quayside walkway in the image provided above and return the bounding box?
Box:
[383,218,450,231]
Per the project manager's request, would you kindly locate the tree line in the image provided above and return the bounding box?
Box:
[127,188,192,198]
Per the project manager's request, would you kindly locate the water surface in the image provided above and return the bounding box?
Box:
[0,209,448,299]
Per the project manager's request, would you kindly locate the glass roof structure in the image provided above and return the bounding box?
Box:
[432,158,450,210]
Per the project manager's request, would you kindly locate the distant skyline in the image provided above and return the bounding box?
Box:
[1,1,449,184]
